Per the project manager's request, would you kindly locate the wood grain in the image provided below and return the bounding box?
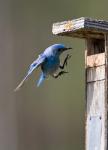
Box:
[87,53,105,67]
[87,65,105,82]
[86,37,106,150]
[52,17,108,150]
[52,17,108,39]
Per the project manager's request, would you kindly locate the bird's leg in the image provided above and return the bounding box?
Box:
[52,71,68,78]
[59,54,71,69]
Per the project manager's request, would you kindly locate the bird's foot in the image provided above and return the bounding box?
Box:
[59,54,71,69]
[53,71,68,78]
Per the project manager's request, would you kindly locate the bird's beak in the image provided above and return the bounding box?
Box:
[64,47,72,51]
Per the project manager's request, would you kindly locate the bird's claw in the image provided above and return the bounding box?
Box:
[65,54,71,66]
[59,71,68,75]
[59,54,71,69]
[53,71,68,78]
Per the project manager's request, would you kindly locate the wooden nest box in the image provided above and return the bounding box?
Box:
[52,17,108,150]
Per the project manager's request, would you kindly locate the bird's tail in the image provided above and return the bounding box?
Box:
[14,75,29,92]
[37,72,46,87]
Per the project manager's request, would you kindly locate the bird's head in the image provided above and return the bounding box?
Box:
[44,44,72,56]
[51,44,72,55]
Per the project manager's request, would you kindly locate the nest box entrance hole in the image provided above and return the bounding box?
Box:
[87,38,105,56]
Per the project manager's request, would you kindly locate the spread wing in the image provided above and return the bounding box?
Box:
[14,54,46,92]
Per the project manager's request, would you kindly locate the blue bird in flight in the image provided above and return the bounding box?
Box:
[14,44,72,91]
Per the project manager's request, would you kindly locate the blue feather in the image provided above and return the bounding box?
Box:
[37,72,46,87]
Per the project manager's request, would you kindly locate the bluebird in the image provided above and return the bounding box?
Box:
[14,44,72,91]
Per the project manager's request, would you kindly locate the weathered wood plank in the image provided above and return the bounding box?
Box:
[87,80,105,116]
[87,80,105,115]
[86,80,105,150]
[87,116,102,150]
[52,17,108,39]
[87,53,105,67]
[85,34,106,150]
[104,34,108,150]
[87,65,105,82]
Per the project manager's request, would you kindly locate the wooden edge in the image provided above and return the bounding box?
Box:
[52,17,85,35]
[87,65,105,82]
[86,53,105,67]
[104,34,108,150]
[52,17,108,39]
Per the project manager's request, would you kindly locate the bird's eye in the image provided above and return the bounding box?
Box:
[58,48,62,51]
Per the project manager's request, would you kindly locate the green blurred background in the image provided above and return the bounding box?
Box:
[0,0,108,150]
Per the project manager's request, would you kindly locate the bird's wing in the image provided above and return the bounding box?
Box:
[14,54,46,92]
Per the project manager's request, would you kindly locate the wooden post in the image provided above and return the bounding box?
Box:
[52,17,108,150]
